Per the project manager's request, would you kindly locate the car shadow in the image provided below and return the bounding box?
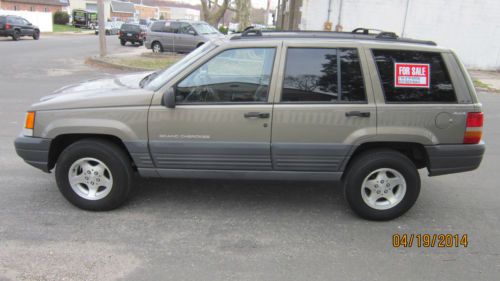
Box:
[127,177,348,213]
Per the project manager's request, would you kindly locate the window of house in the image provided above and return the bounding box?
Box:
[176,48,276,103]
[372,49,457,103]
[281,48,366,102]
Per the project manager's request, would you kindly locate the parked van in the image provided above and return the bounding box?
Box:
[145,20,224,53]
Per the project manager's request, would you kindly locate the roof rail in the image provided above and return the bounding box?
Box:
[229,27,436,46]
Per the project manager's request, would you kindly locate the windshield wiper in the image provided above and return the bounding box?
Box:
[139,71,159,88]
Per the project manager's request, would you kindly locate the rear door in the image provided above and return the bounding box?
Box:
[148,43,281,171]
[270,42,376,172]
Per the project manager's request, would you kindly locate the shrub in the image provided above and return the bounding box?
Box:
[53,11,70,25]
[218,25,228,35]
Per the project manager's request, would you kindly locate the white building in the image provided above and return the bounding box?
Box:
[297,0,500,70]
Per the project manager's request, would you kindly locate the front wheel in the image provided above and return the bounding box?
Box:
[33,30,40,40]
[343,149,420,221]
[120,39,126,46]
[55,139,133,211]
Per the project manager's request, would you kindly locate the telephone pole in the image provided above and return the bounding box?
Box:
[98,0,107,57]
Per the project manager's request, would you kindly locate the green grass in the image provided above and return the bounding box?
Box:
[473,79,494,91]
[104,55,183,70]
[53,24,83,33]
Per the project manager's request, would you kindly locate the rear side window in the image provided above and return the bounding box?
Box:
[150,21,164,32]
[0,16,5,24]
[372,49,456,102]
[281,48,366,102]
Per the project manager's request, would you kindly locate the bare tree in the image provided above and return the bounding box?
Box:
[234,0,252,31]
[200,0,231,26]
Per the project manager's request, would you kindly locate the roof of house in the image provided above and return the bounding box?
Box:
[111,1,135,14]
[2,0,69,6]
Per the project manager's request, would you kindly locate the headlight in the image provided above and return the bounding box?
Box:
[23,111,35,137]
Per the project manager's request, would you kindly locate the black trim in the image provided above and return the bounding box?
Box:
[14,135,52,173]
[425,142,485,176]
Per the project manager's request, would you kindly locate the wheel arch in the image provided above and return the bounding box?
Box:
[342,141,429,179]
[48,134,136,171]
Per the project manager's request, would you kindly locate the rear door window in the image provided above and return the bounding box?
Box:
[150,21,164,32]
[372,49,456,103]
[281,48,366,103]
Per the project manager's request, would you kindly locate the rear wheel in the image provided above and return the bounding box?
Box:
[33,29,40,40]
[152,41,163,53]
[343,149,420,220]
[12,30,20,41]
[55,139,133,211]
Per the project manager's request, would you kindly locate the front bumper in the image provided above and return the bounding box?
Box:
[14,135,52,173]
[425,142,485,176]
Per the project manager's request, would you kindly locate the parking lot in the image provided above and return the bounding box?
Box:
[0,35,499,280]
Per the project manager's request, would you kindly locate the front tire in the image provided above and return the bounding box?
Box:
[55,139,133,211]
[343,149,420,221]
[120,39,126,46]
[33,29,40,40]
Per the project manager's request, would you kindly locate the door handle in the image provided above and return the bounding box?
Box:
[244,112,270,118]
[345,111,371,117]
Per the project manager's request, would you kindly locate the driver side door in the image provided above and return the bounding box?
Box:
[148,45,281,172]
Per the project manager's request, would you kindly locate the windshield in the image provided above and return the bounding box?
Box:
[145,41,218,90]
[192,23,219,35]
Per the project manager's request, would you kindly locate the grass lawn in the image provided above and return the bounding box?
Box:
[473,79,495,91]
[103,54,183,70]
[53,24,83,33]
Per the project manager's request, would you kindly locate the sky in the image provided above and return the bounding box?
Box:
[179,0,278,9]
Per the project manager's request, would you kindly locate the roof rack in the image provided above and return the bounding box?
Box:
[230,27,436,46]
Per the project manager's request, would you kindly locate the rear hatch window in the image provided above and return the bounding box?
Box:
[121,24,140,32]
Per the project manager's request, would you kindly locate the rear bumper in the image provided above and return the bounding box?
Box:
[14,135,52,173]
[0,30,14,36]
[425,142,485,176]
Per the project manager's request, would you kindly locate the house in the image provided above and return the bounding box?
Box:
[134,4,158,20]
[0,0,69,13]
[159,7,200,21]
[110,0,134,21]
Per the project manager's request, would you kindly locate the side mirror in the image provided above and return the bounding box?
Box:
[188,29,196,36]
[162,87,176,108]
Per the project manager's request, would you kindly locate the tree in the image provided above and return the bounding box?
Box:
[234,0,252,31]
[200,0,231,26]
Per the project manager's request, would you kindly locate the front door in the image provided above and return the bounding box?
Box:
[148,45,280,171]
[270,43,377,172]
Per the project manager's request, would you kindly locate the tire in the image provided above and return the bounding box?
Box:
[55,139,133,211]
[152,41,163,53]
[138,40,144,46]
[33,29,40,40]
[12,30,20,41]
[105,30,110,35]
[343,149,420,221]
[120,40,126,46]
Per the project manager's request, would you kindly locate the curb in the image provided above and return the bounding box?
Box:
[85,56,152,72]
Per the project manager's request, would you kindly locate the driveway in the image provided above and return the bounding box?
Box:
[0,35,499,281]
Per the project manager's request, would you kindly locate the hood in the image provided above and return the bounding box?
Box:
[32,72,155,111]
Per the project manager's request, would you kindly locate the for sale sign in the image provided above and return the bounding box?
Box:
[394,63,430,88]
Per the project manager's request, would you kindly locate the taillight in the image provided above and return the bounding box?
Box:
[464,112,483,144]
[5,24,11,29]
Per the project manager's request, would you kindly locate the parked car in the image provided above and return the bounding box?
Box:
[0,15,40,41]
[119,23,146,45]
[145,20,224,53]
[95,21,123,35]
[72,9,97,29]
[14,28,485,220]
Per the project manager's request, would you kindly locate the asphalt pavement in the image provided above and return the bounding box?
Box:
[0,34,499,281]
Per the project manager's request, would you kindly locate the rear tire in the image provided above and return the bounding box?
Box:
[33,29,40,40]
[12,30,20,41]
[152,41,163,53]
[343,149,420,221]
[55,139,133,211]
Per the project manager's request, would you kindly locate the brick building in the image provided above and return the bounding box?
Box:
[0,0,69,13]
[110,0,134,21]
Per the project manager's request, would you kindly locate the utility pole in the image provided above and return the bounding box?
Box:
[98,0,107,57]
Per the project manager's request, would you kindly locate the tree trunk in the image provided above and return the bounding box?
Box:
[200,0,230,27]
[234,0,252,31]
